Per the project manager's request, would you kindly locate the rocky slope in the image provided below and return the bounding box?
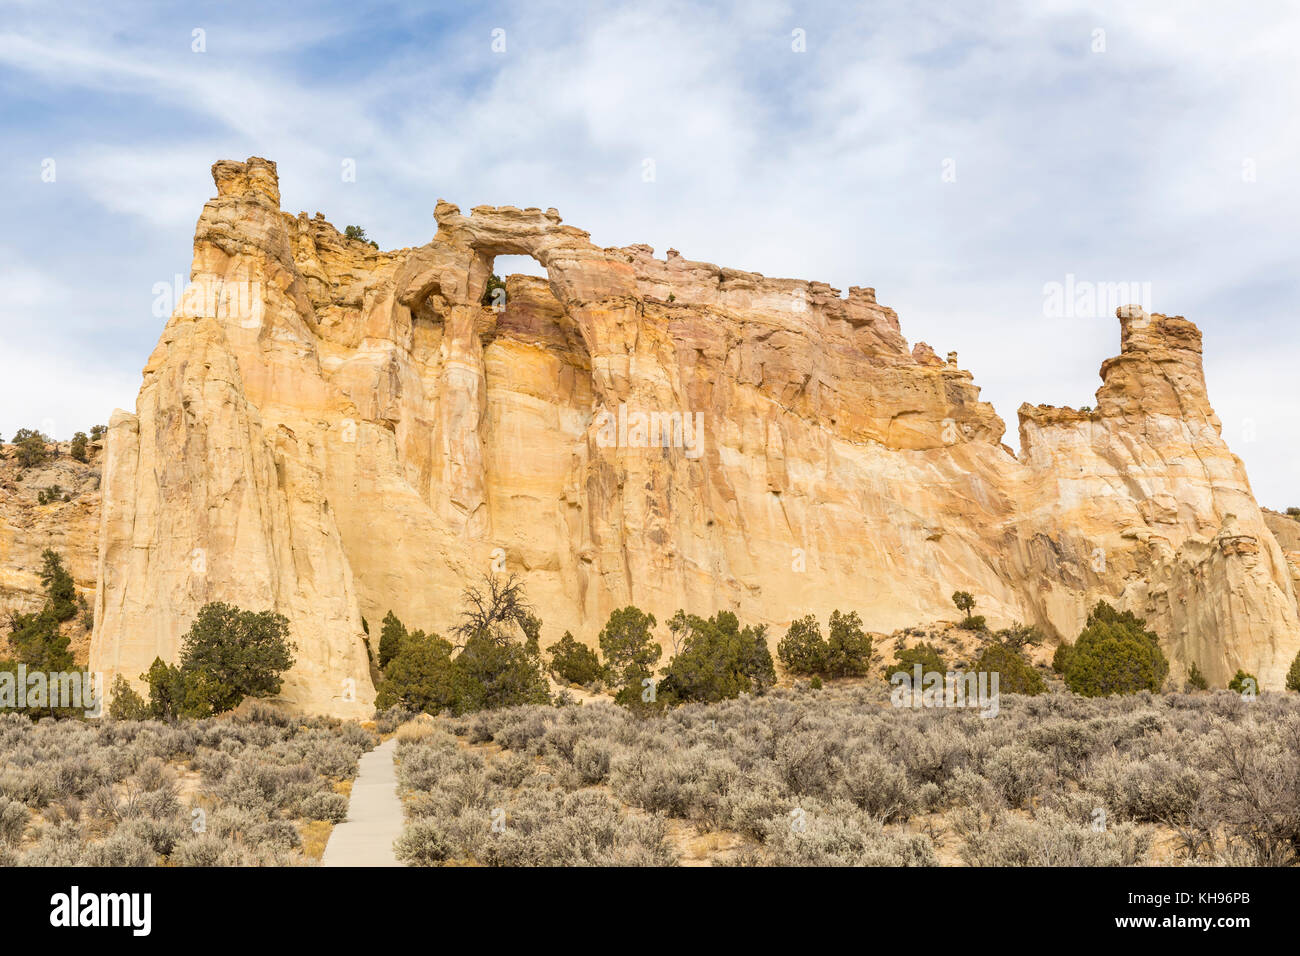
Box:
[1263,509,1300,599]
[82,157,1300,714]
[0,440,101,663]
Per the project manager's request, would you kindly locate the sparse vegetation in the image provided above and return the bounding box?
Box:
[951,591,985,631]
[13,428,49,469]
[481,273,507,308]
[1185,662,1209,692]
[0,705,375,865]
[36,484,69,505]
[992,623,1043,650]
[343,225,379,249]
[387,683,1300,866]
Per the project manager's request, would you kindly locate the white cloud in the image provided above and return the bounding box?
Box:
[0,337,138,440]
[0,0,1295,504]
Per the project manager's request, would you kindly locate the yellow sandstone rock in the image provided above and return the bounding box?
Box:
[81,157,1299,713]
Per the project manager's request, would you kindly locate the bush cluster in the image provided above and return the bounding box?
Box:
[0,708,375,865]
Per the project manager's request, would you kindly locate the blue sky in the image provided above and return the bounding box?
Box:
[1,0,1297,507]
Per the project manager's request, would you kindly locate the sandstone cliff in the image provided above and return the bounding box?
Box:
[86,157,1300,713]
[0,441,100,663]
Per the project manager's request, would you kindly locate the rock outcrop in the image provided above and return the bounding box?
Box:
[1263,509,1300,608]
[0,441,100,662]
[86,158,1300,713]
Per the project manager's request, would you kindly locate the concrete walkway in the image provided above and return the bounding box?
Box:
[320,737,405,867]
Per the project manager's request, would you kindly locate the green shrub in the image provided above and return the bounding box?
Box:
[825,610,873,678]
[657,611,775,705]
[69,432,88,463]
[376,575,552,717]
[140,603,297,719]
[4,550,77,705]
[1052,641,1073,674]
[883,642,946,681]
[1184,662,1209,692]
[178,603,296,715]
[6,609,73,676]
[777,615,827,676]
[1227,669,1258,696]
[1062,602,1168,697]
[951,590,986,630]
[377,610,406,670]
[37,485,67,506]
[778,611,871,678]
[973,643,1046,696]
[994,623,1043,649]
[597,606,661,707]
[1287,651,1300,693]
[39,550,77,622]
[451,633,550,714]
[480,273,507,308]
[13,429,49,468]
[547,631,603,685]
[375,630,457,714]
[343,225,379,249]
[107,676,149,720]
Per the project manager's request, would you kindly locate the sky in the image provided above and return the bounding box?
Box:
[1,0,1296,507]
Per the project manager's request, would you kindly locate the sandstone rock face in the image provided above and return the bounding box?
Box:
[89,158,1300,712]
[1263,509,1300,608]
[0,442,100,662]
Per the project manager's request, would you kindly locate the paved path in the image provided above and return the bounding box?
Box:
[320,737,405,867]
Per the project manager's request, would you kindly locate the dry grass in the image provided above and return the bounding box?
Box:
[297,819,334,861]
[395,719,436,744]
